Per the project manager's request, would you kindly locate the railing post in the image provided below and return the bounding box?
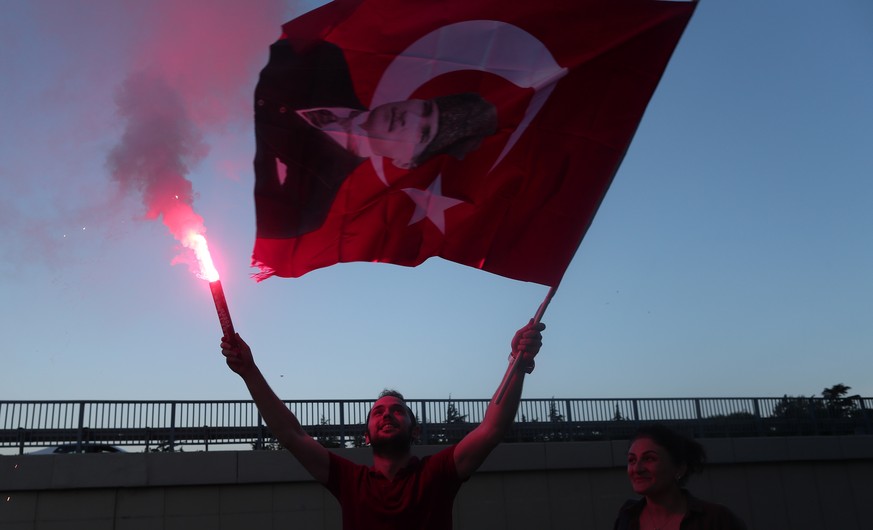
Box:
[632,399,640,423]
[693,399,703,437]
[753,399,763,436]
[808,397,820,435]
[256,414,265,450]
[339,402,346,447]
[169,403,176,452]
[76,402,86,453]
[563,399,573,440]
[420,402,428,444]
[856,397,871,435]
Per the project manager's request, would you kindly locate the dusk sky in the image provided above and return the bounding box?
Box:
[2,0,871,404]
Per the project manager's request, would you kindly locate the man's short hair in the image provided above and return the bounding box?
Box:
[370,389,418,428]
[412,92,497,167]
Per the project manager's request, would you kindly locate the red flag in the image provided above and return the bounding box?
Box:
[252,0,696,286]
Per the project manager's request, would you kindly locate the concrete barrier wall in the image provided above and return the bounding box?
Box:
[1,435,871,529]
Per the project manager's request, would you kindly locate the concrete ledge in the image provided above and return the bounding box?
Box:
[236,450,308,483]
[2,436,871,492]
[543,441,613,469]
[54,453,147,489]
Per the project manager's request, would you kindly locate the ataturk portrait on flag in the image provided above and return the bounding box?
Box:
[252,0,696,286]
[254,36,499,238]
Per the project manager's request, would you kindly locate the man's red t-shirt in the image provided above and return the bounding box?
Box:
[326,445,463,529]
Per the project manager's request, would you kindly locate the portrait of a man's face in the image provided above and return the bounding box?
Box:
[254,37,504,238]
[295,93,499,171]
[359,92,499,169]
[361,99,438,168]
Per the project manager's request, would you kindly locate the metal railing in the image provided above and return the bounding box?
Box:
[2,396,870,454]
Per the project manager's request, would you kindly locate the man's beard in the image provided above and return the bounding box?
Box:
[369,427,414,457]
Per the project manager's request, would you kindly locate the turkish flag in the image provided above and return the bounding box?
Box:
[251,0,697,286]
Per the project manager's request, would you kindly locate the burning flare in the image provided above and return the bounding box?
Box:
[184,231,219,282]
[104,66,239,342]
[184,231,236,340]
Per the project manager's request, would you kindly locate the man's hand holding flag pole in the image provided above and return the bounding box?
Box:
[496,284,556,404]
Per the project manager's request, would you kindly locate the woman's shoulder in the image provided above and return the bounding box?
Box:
[613,497,645,530]
[685,492,748,529]
[617,496,645,513]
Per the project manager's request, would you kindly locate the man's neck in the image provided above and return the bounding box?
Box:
[371,451,414,481]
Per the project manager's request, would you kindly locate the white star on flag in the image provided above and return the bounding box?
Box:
[402,175,464,234]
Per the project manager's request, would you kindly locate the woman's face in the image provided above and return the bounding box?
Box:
[362,99,438,167]
[626,437,686,497]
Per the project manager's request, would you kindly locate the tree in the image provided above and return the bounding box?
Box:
[773,383,858,420]
[445,401,467,423]
[316,414,342,448]
[612,404,625,421]
[548,399,564,423]
[770,383,860,436]
[442,398,468,444]
[821,383,858,419]
[771,394,820,420]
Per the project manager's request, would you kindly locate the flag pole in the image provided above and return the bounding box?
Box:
[494,284,558,404]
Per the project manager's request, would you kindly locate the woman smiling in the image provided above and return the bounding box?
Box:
[614,425,747,530]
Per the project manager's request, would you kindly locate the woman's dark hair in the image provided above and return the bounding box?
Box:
[630,424,706,485]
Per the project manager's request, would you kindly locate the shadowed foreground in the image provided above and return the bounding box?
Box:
[2,435,871,529]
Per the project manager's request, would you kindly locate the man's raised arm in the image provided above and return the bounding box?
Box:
[453,320,545,480]
[221,334,330,484]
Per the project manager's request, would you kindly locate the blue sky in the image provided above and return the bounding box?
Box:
[1,0,871,403]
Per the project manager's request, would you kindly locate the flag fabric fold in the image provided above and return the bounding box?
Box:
[252,0,697,286]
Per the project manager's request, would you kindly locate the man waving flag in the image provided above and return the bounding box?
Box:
[252,0,697,287]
